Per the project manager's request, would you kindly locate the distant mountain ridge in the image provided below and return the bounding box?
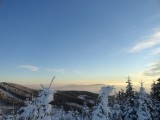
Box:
[26,83,132,94]
[26,84,107,93]
[55,84,106,93]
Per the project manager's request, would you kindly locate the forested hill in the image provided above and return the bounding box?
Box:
[0,82,98,114]
[0,82,38,106]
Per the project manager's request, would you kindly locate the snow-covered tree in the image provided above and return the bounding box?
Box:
[117,89,126,105]
[3,115,15,120]
[150,78,160,119]
[137,100,152,120]
[125,76,134,98]
[82,99,91,120]
[92,86,113,120]
[136,80,152,120]
[112,90,122,120]
[148,80,160,119]
[17,77,56,120]
[122,77,138,120]
[66,111,77,120]
[150,80,156,99]
[74,111,81,120]
[139,80,146,99]
[154,78,160,101]
[63,110,81,120]
[112,103,122,120]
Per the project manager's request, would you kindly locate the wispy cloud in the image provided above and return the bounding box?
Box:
[46,68,65,73]
[152,48,160,55]
[19,65,40,71]
[143,61,160,77]
[129,30,160,53]
[74,70,83,75]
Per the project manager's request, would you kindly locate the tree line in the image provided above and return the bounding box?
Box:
[3,77,160,120]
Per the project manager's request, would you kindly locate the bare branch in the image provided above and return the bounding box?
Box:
[49,76,55,88]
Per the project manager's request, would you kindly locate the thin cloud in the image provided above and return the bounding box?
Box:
[143,61,160,77]
[46,68,65,73]
[152,48,160,55]
[129,31,160,53]
[19,65,40,71]
[74,70,83,75]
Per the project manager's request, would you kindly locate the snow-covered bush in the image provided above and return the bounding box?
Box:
[17,78,56,120]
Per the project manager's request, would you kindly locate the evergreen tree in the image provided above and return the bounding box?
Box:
[125,76,134,98]
[64,110,81,120]
[151,80,156,99]
[137,100,152,120]
[17,77,56,120]
[52,107,66,120]
[82,99,91,120]
[117,89,126,112]
[137,80,152,120]
[112,91,122,120]
[118,89,126,105]
[4,115,15,120]
[92,86,113,120]
[152,78,160,101]
[150,78,160,119]
[122,76,138,120]
[74,111,81,120]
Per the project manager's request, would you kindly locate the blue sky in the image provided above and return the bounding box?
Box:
[0,0,160,88]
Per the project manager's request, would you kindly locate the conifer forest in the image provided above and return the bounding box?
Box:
[1,77,160,120]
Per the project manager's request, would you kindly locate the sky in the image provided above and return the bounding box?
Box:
[0,0,160,91]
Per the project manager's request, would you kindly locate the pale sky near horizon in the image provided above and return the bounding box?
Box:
[0,0,160,91]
